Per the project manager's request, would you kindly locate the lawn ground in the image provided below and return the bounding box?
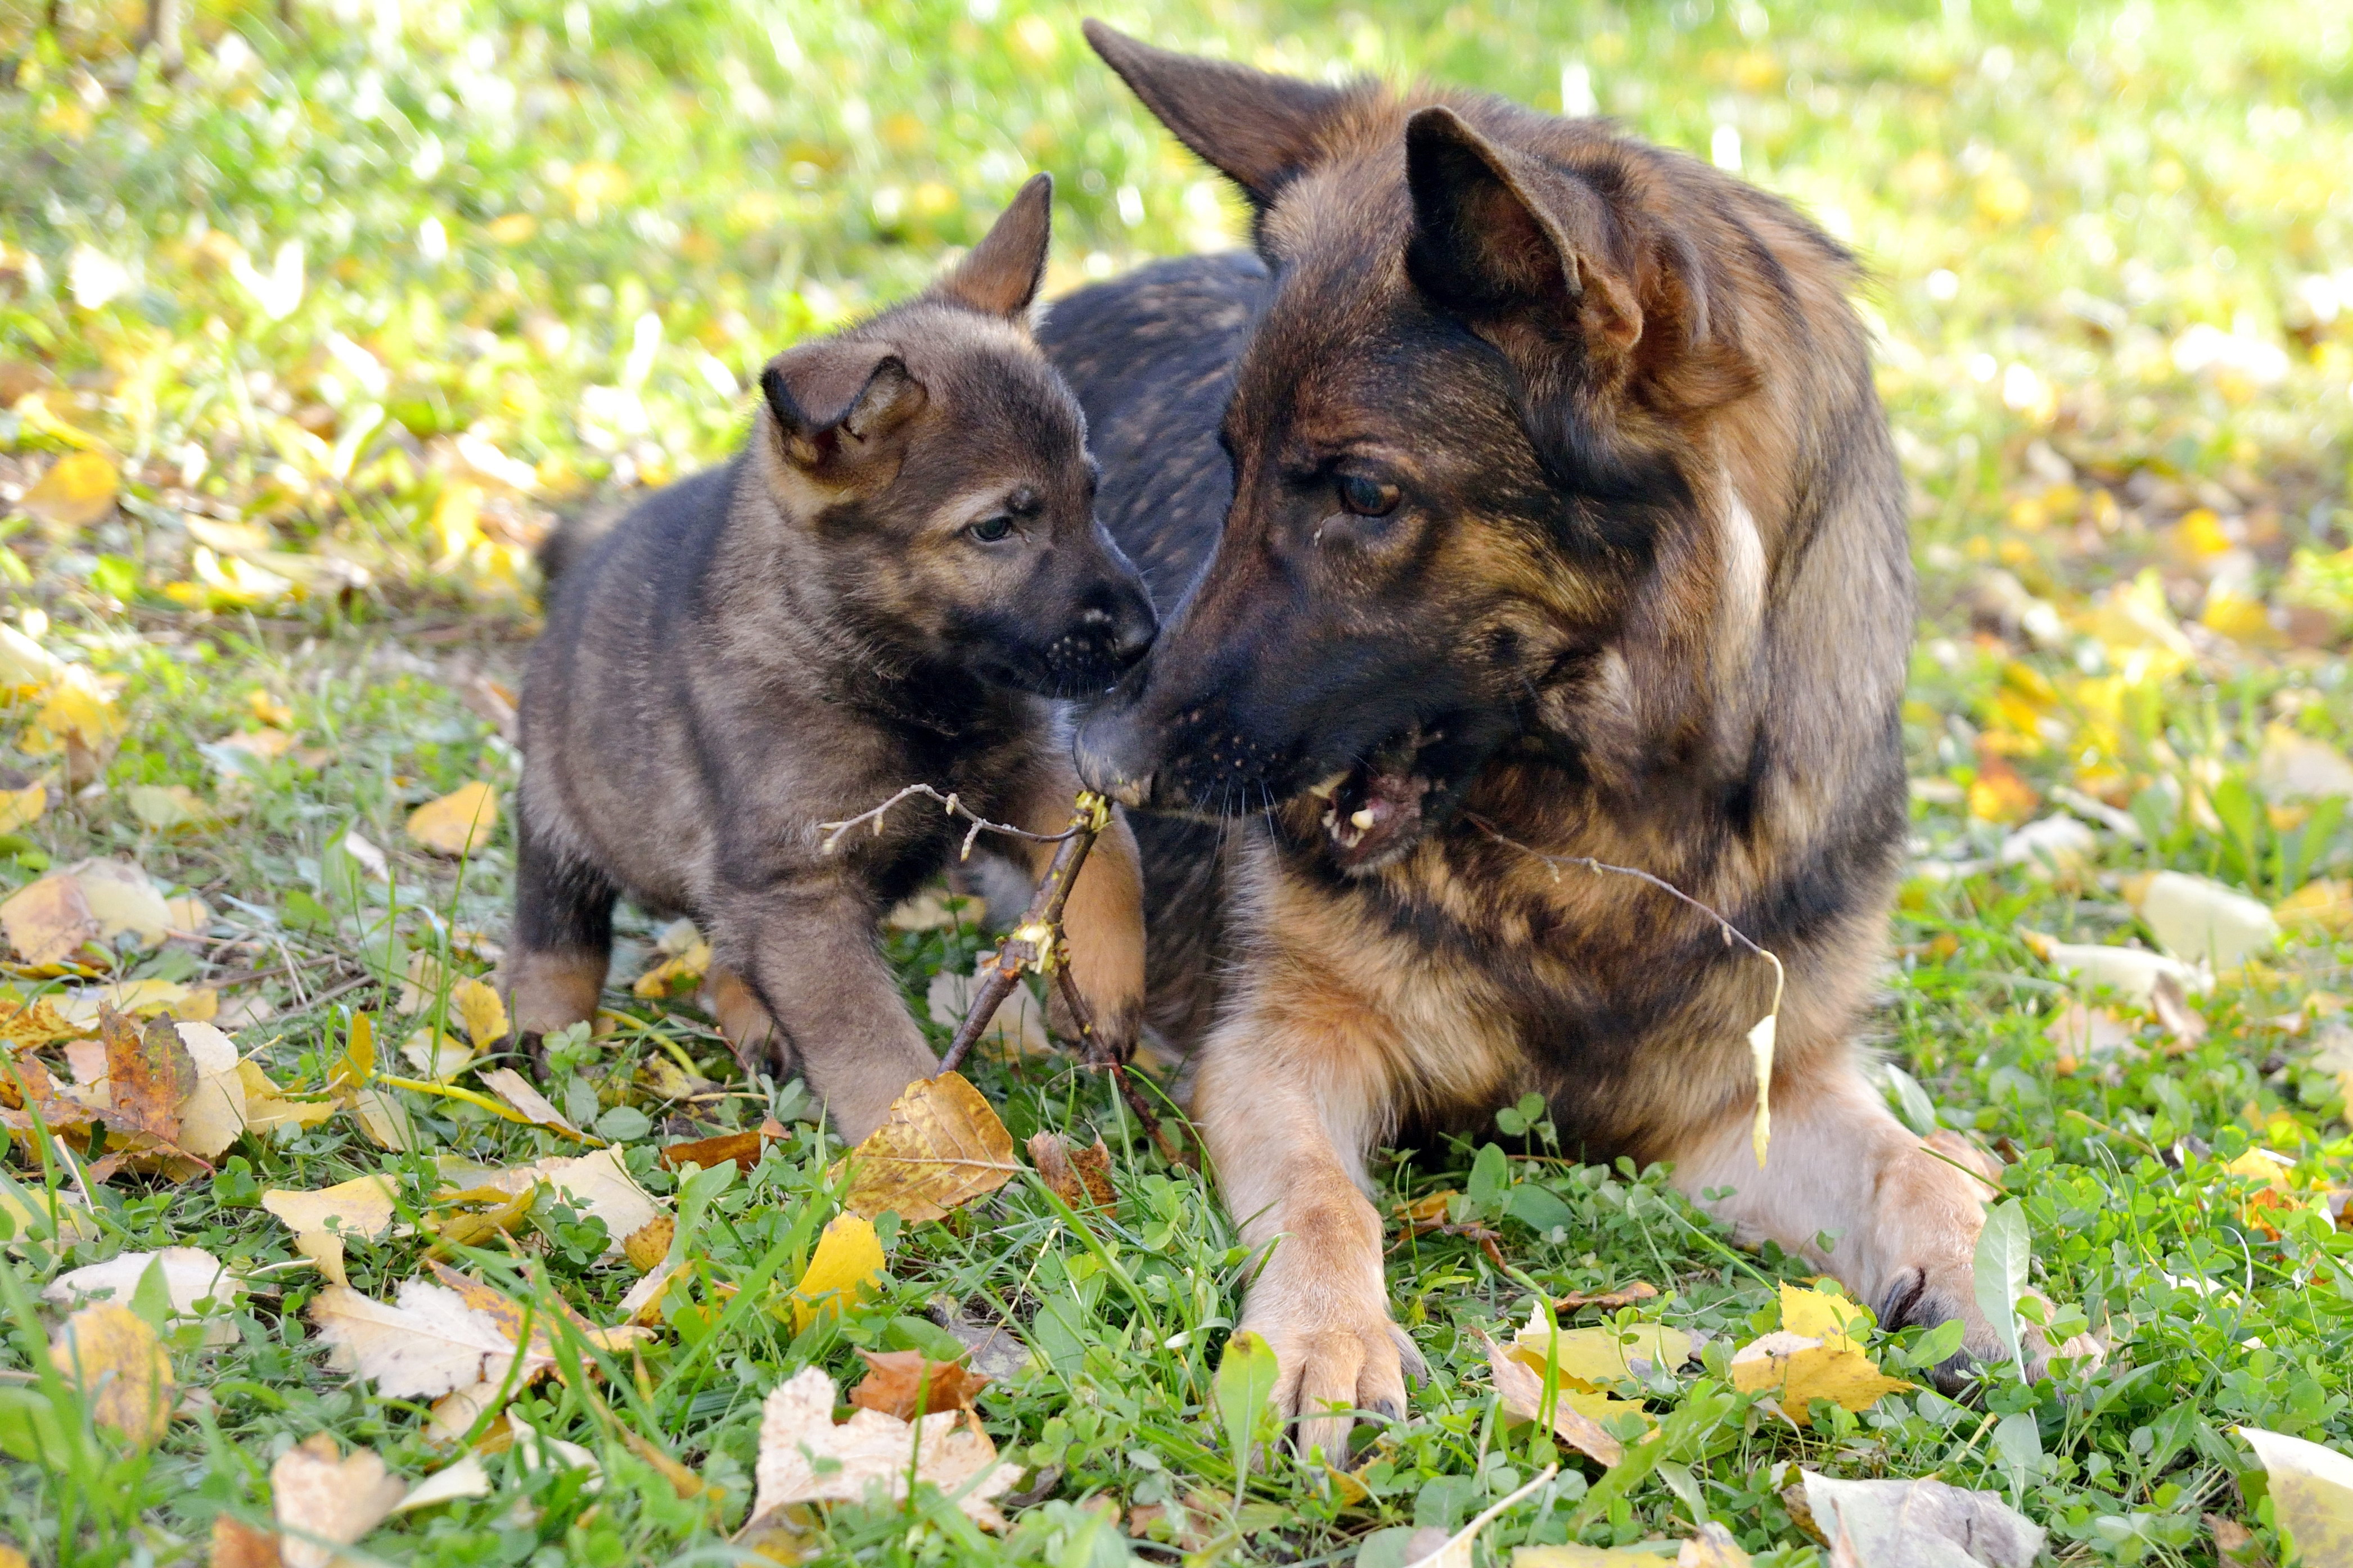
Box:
[4,1,2353,1564]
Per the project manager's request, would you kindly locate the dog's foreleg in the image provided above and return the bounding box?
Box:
[1194,982,1423,1462]
[1008,762,1146,1062]
[1664,1063,2079,1384]
[722,878,939,1142]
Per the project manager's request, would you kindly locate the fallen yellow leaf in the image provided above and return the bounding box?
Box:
[2239,1425,2353,1566]
[1476,1327,1622,1466]
[1727,1330,1911,1424]
[452,977,509,1047]
[1509,1301,1693,1392]
[457,1146,661,1255]
[406,781,499,856]
[48,1302,173,1447]
[791,1212,886,1331]
[260,1173,401,1275]
[0,781,43,833]
[1778,1281,1870,1349]
[841,1072,1019,1224]
[19,450,119,531]
[126,784,211,832]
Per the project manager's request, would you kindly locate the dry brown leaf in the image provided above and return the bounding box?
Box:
[848,1348,993,1421]
[406,782,499,856]
[106,1010,196,1140]
[48,1302,174,1447]
[1027,1132,1116,1212]
[1,873,100,965]
[271,1433,408,1568]
[841,1072,1018,1224]
[1476,1327,1623,1466]
[310,1280,553,1399]
[209,1515,283,1568]
[659,1123,785,1174]
[749,1364,1016,1531]
[1554,1282,1661,1313]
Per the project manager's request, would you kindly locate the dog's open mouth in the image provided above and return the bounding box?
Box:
[1307,731,1435,872]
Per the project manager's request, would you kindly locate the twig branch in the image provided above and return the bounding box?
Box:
[1465,811,1789,1166]
[937,792,1110,1074]
[1463,812,1778,966]
[819,783,1191,1160]
[814,783,1084,860]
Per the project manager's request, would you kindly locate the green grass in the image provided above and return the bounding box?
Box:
[4,0,2353,1563]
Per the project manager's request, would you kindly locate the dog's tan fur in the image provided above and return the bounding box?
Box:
[1045,28,2072,1454]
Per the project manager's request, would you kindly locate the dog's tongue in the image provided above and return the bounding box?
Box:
[1322,763,1430,869]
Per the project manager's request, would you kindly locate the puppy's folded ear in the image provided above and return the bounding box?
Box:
[759,340,927,472]
[932,171,1053,321]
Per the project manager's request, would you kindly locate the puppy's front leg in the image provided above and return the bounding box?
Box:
[720,878,939,1142]
[1195,982,1421,1461]
[1008,762,1146,1062]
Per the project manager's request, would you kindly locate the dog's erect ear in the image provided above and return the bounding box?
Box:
[760,340,927,472]
[1083,21,1347,205]
[1405,107,1755,413]
[934,173,1053,320]
[1404,106,1643,360]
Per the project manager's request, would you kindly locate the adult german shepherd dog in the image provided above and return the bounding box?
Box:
[1044,25,2068,1455]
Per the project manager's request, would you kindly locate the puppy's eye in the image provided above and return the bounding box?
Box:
[1336,473,1400,517]
[967,514,1015,543]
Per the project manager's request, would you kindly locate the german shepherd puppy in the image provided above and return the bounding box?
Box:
[1047,28,2075,1453]
[512,176,1157,1140]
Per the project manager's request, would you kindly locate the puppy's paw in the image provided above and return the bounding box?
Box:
[1049,987,1142,1065]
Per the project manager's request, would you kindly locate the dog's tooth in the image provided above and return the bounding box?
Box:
[1306,771,1351,801]
[1350,807,1377,830]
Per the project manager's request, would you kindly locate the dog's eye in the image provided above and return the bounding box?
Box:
[1336,474,1400,517]
[967,514,1015,543]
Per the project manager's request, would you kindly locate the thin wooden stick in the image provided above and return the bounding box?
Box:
[937,792,1108,1073]
[815,783,1086,859]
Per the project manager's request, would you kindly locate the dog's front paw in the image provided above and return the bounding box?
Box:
[1878,1266,2098,1390]
[1242,1278,1425,1462]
